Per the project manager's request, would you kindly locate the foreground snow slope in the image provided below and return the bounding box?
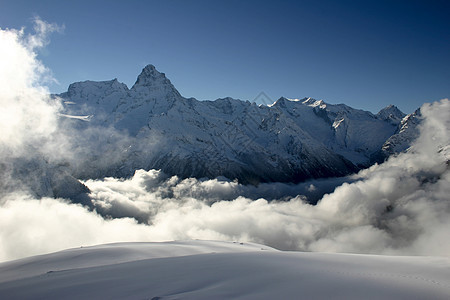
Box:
[0,241,449,300]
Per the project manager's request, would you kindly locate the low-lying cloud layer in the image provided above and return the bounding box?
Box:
[82,101,450,256]
[0,20,449,262]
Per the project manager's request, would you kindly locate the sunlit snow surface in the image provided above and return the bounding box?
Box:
[0,241,449,300]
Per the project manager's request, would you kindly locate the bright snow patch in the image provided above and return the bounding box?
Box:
[0,240,449,299]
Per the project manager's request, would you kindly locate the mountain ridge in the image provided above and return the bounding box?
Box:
[55,64,419,185]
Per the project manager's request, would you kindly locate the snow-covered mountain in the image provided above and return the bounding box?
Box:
[380,109,421,156]
[56,65,417,184]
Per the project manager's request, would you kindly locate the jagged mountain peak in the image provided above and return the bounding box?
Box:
[131,64,176,91]
[377,104,405,125]
[270,97,288,107]
[135,64,160,81]
[377,104,404,116]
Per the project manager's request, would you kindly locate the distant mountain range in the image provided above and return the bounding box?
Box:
[55,65,420,186]
[2,64,424,205]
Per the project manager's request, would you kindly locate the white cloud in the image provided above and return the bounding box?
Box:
[26,16,64,50]
[0,22,61,155]
[0,195,154,261]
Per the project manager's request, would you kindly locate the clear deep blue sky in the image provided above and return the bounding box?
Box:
[1,0,449,113]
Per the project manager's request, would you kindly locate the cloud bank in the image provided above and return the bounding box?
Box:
[0,18,61,157]
[0,20,449,262]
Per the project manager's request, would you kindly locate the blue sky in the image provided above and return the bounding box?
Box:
[1,0,449,113]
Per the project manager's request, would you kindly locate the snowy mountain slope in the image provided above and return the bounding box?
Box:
[381,109,422,156]
[0,156,91,206]
[56,65,411,183]
[271,97,402,165]
[0,241,449,300]
[0,241,274,283]
[59,79,128,126]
